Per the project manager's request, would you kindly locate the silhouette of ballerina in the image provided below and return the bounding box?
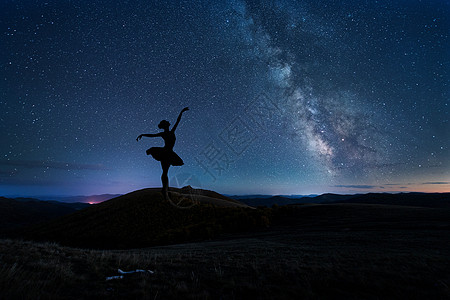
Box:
[137,107,189,199]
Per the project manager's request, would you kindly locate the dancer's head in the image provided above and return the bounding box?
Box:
[158,120,170,130]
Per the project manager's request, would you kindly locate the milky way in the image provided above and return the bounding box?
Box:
[222,2,385,177]
[1,0,449,196]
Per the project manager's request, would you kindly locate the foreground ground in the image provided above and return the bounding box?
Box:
[1,204,449,299]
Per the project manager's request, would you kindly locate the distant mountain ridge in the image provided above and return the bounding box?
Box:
[228,194,318,200]
[33,194,122,203]
[232,193,358,207]
[234,192,450,208]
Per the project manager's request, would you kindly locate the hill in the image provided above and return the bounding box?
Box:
[0,197,90,232]
[170,185,249,207]
[17,187,269,249]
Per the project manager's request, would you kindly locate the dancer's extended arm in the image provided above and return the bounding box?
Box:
[171,107,189,133]
[136,133,161,141]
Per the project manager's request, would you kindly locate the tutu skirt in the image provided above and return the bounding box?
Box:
[146,147,184,166]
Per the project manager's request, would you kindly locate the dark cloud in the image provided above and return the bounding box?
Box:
[334,184,378,189]
[0,160,109,171]
[0,177,64,186]
[384,182,450,186]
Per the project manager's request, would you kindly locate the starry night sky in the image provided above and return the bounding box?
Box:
[1,0,449,197]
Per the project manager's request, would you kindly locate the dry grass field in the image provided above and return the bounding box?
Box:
[1,201,449,299]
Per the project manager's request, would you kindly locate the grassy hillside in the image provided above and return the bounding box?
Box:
[18,188,270,249]
[14,190,450,249]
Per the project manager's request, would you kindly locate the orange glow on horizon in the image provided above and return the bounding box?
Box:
[334,183,450,194]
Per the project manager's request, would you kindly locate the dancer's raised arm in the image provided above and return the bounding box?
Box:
[171,107,189,133]
[136,133,161,141]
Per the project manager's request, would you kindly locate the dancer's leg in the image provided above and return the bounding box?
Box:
[161,161,170,199]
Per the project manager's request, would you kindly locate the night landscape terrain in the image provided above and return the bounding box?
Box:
[1,0,449,299]
[0,189,449,299]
